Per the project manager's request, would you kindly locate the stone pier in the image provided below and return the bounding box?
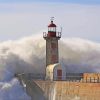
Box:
[17,74,100,100]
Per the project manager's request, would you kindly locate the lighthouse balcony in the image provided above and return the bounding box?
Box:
[43,32,61,39]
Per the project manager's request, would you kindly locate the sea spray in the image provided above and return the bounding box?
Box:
[52,84,56,100]
[0,78,31,100]
[0,35,100,99]
[49,83,56,100]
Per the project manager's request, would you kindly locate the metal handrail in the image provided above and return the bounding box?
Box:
[43,32,61,38]
[53,76,100,83]
[43,32,47,38]
[16,73,100,83]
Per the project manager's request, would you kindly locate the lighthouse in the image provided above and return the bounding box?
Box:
[43,18,61,67]
[43,18,65,80]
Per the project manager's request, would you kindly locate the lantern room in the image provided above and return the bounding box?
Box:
[43,18,61,39]
[48,20,56,37]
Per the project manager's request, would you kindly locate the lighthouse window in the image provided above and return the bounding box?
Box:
[48,28,50,31]
[48,27,56,32]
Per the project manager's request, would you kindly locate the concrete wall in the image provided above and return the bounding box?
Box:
[35,80,100,100]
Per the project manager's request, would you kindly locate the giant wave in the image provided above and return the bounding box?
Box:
[0,34,100,99]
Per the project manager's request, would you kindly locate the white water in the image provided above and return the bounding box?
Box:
[0,78,31,100]
[0,34,100,99]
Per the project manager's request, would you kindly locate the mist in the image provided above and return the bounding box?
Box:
[0,34,100,99]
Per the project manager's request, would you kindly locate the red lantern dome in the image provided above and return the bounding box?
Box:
[48,21,56,37]
[48,21,56,27]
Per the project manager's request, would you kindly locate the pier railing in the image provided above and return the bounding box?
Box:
[54,76,100,83]
[16,73,100,83]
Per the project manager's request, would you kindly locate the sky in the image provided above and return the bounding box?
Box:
[0,0,100,4]
[0,0,100,42]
